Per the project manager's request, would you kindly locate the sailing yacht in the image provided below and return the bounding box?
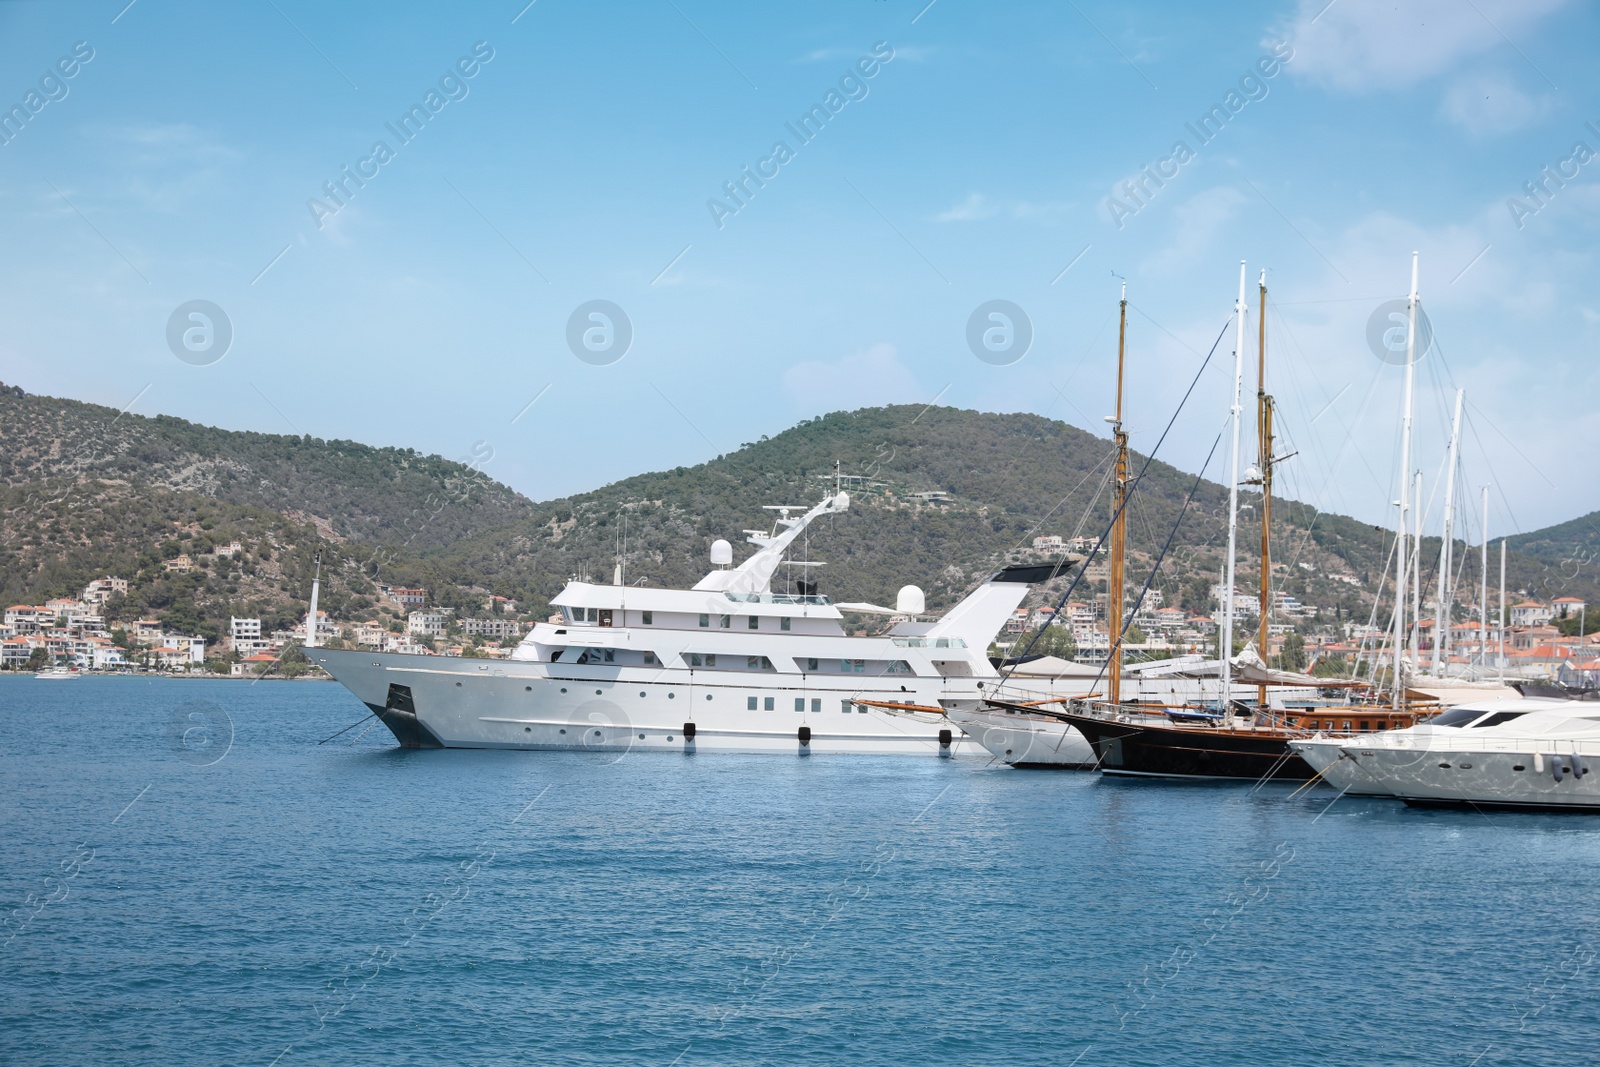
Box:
[964,262,1429,777]
[1290,696,1600,810]
[308,488,1075,756]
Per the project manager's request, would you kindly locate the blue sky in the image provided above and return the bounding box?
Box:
[1,0,1596,540]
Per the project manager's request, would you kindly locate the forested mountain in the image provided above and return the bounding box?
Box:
[1,383,1593,643]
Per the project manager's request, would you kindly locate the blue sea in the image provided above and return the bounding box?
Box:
[3,676,1598,1066]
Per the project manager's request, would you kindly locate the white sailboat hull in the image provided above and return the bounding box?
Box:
[946,705,1095,767]
[307,648,974,757]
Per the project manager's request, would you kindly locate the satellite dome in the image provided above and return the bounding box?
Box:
[835,491,850,510]
[895,585,926,615]
[709,539,733,566]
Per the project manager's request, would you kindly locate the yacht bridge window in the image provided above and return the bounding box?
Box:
[1470,711,1529,728]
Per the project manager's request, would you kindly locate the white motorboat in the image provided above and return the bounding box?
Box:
[34,665,81,680]
[309,489,1076,757]
[1289,696,1600,810]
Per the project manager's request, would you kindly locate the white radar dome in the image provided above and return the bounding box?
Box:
[895,585,926,615]
[835,491,850,510]
[710,539,734,566]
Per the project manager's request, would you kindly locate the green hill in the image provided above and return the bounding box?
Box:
[1,383,1592,643]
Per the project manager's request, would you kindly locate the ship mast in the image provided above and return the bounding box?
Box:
[1479,486,1490,671]
[1255,269,1272,709]
[1220,262,1248,707]
[1108,283,1129,706]
[1431,389,1464,677]
[1393,252,1419,711]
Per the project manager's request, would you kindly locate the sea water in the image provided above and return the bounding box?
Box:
[2,676,1597,1066]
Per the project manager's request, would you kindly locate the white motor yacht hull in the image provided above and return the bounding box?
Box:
[1289,737,1390,796]
[1335,742,1600,811]
[308,648,972,757]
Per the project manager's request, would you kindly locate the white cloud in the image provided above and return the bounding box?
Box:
[936,193,999,222]
[933,192,1075,224]
[1272,0,1570,93]
[1140,186,1248,275]
[782,342,921,412]
[1439,71,1555,135]
[796,44,931,64]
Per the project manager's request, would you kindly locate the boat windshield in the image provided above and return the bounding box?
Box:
[891,637,967,649]
[1429,708,1492,727]
[724,592,831,606]
[1470,710,1528,728]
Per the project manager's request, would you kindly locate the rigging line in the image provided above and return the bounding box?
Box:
[1007,450,1117,554]
[1125,300,1203,359]
[1461,411,1525,535]
[1068,461,1118,544]
[1002,315,1235,682]
[1353,531,1400,685]
[318,712,376,744]
[1090,428,1225,695]
[1282,360,1392,571]
[1464,396,1556,494]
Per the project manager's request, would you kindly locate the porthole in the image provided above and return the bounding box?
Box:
[560,687,567,694]
[639,691,646,698]
[455,682,462,687]
[524,727,531,732]
[668,692,676,700]
[706,694,713,701]
[525,686,532,692]
[1513,764,1526,771]
[1005,749,1014,756]
[596,689,602,695]
[668,735,674,741]
[559,728,567,734]
[1460,762,1473,769]
[638,733,646,740]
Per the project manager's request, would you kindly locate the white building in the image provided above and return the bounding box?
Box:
[408,611,451,637]
[81,577,129,606]
[462,617,521,640]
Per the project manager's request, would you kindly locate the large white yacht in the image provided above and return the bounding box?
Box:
[1290,696,1600,810]
[308,490,1070,757]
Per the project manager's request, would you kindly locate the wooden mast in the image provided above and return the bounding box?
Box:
[1108,284,1129,705]
[1255,270,1272,708]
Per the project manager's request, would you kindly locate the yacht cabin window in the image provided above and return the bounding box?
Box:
[719,614,731,629]
[749,616,760,629]
[781,617,791,631]
[699,614,710,628]
[806,657,818,671]
[763,697,774,711]
[641,611,653,625]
